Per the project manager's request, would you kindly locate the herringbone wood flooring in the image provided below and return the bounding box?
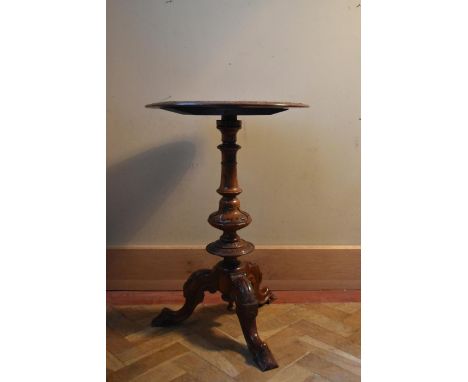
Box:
[107,302,361,382]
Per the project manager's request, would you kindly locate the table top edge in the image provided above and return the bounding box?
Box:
[145,101,309,109]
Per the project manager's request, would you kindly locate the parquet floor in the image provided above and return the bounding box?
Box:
[107,302,361,382]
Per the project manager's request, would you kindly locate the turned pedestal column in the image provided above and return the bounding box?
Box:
[145,101,308,371]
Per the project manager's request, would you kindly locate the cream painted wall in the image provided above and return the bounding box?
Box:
[107,0,360,246]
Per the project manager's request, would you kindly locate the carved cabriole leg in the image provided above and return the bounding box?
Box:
[231,272,278,371]
[151,269,217,326]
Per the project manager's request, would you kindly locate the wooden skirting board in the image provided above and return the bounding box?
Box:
[107,245,360,291]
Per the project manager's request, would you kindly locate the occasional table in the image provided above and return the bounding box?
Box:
[145,101,308,371]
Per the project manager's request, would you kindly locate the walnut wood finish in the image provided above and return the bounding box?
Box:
[206,115,254,258]
[152,260,277,370]
[145,100,308,115]
[148,102,308,371]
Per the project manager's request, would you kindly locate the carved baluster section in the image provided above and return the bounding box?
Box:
[206,115,254,258]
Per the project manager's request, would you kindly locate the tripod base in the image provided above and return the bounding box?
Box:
[151,260,278,371]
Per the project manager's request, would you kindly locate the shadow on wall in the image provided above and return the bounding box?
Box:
[107,141,196,245]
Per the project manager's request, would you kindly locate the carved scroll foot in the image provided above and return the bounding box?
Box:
[151,269,217,327]
[245,262,276,306]
[231,273,278,371]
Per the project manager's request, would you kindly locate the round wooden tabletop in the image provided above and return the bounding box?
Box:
[145,101,309,115]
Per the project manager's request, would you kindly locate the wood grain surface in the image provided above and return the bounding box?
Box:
[107,246,361,291]
[107,302,361,381]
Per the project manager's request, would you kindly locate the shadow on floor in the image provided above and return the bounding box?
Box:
[107,141,196,244]
[129,304,256,367]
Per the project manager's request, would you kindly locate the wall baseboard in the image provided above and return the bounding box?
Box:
[107,245,360,291]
